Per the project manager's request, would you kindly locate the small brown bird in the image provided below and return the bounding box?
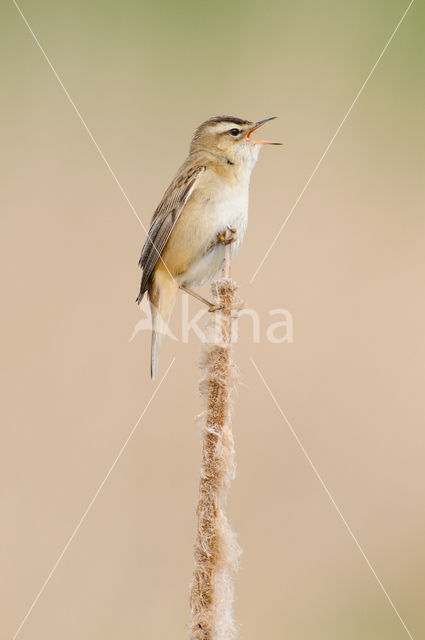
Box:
[137,115,280,377]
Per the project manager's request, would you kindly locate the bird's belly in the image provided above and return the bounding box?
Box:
[179,244,225,288]
[178,190,248,288]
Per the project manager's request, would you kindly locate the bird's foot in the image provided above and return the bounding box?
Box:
[208,304,221,313]
[208,300,245,315]
[180,285,220,312]
[217,226,236,246]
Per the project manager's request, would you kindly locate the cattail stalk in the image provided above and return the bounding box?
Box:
[190,241,241,640]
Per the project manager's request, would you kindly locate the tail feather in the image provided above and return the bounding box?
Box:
[148,269,177,379]
[150,301,163,379]
[150,327,159,379]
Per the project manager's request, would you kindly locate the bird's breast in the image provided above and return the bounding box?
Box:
[174,182,249,288]
[161,170,251,289]
[197,178,249,244]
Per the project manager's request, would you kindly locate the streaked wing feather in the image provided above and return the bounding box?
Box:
[137,165,205,300]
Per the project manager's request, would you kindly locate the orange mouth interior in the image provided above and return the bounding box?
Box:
[245,121,281,146]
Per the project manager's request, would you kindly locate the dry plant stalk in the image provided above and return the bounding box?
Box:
[190,243,242,640]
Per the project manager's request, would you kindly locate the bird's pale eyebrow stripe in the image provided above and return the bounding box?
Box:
[210,123,244,136]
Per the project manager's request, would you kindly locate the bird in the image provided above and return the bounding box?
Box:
[136,115,280,378]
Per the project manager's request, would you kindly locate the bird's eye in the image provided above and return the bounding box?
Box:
[229,128,240,136]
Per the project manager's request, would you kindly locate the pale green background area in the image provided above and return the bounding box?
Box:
[1,1,424,639]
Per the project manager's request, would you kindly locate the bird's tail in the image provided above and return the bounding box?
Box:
[149,268,177,378]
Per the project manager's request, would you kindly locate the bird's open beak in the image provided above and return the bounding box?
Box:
[245,117,282,145]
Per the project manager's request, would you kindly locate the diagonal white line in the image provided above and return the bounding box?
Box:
[250,0,415,284]
[12,357,176,640]
[11,0,175,284]
[250,357,414,640]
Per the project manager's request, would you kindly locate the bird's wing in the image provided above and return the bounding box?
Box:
[137,164,206,301]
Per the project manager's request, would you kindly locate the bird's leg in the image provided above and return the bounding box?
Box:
[217,226,237,246]
[180,227,237,310]
[220,227,236,278]
[179,285,221,312]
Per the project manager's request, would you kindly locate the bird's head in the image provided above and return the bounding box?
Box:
[190,116,281,167]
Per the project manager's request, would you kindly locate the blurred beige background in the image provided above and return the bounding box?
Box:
[1,0,424,638]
